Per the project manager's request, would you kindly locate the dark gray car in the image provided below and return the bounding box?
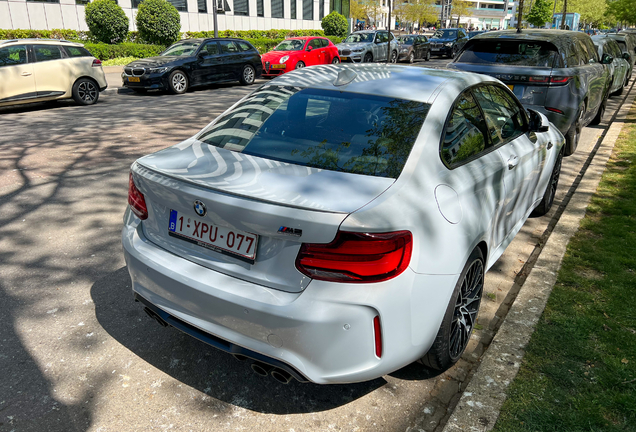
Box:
[449,30,611,156]
[608,33,635,79]
[592,35,630,96]
[336,30,399,63]
[397,35,431,63]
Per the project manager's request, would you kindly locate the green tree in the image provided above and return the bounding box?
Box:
[403,0,438,28]
[526,0,553,27]
[85,0,129,44]
[451,0,473,27]
[322,11,349,36]
[136,0,181,46]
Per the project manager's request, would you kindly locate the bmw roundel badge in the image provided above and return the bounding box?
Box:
[193,200,207,217]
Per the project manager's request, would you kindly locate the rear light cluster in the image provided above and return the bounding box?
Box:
[295,230,413,283]
[92,59,102,67]
[499,75,572,85]
[128,172,148,220]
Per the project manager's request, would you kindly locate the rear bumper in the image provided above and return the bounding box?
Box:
[122,210,458,384]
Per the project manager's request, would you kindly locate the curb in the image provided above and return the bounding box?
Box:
[102,87,132,96]
[442,82,636,432]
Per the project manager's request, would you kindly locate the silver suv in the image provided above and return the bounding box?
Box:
[336,30,399,63]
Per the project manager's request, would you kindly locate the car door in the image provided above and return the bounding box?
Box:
[306,38,324,65]
[320,38,333,63]
[610,40,628,86]
[30,44,69,98]
[218,40,243,80]
[0,44,36,104]
[192,41,224,84]
[472,84,548,239]
[374,32,388,61]
[577,39,605,122]
[421,36,430,58]
[438,89,509,260]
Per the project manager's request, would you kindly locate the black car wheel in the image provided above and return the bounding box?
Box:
[564,105,584,156]
[425,50,431,61]
[531,150,563,217]
[408,52,415,63]
[363,52,373,63]
[449,45,458,58]
[168,70,188,94]
[591,92,608,125]
[240,64,256,85]
[420,247,484,371]
[72,78,99,106]
[332,57,340,64]
[390,51,398,63]
[295,61,305,69]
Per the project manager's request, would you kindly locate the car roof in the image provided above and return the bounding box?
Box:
[267,64,497,104]
[174,38,248,43]
[471,29,592,51]
[0,38,84,47]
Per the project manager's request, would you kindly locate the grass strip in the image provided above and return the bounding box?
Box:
[492,104,636,431]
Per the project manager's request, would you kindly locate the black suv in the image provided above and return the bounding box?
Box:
[429,28,468,58]
[450,30,611,155]
[122,38,262,94]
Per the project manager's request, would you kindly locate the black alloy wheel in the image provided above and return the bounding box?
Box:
[363,52,373,63]
[240,64,256,85]
[332,57,340,64]
[421,247,484,371]
[531,150,563,217]
[295,61,305,69]
[72,78,99,105]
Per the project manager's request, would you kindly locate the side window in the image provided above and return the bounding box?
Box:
[309,38,322,49]
[577,41,591,65]
[202,41,219,55]
[320,38,330,48]
[563,44,578,67]
[64,46,92,58]
[472,85,527,147]
[441,92,489,167]
[377,32,388,43]
[0,45,28,67]
[237,41,252,51]
[421,36,428,43]
[585,39,599,62]
[34,45,62,62]
[219,40,240,54]
[458,30,466,38]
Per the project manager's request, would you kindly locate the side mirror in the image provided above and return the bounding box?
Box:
[306,46,313,51]
[601,53,614,64]
[623,52,631,61]
[527,109,550,133]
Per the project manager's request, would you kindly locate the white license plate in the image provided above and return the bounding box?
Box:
[168,210,258,262]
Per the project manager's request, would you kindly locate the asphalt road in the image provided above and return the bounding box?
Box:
[0,66,628,432]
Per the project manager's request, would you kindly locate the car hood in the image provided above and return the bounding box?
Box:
[430,38,454,43]
[126,56,183,68]
[336,42,371,50]
[261,50,297,62]
[136,138,395,214]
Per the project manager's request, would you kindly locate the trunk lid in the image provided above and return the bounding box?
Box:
[133,139,395,293]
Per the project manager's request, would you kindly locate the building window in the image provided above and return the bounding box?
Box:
[319,0,324,19]
[132,0,141,7]
[198,0,207,13]
[168,0,188,11]
[76,0,91,5]
[272,0,284,18]
[234,0,248,15]
[303,0,313,20]
[26,0,60,2]
[291,0,297,19]
[257,0,263,16]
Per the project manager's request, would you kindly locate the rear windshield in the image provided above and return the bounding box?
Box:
[457,40,559,67]
[197,86,430,178]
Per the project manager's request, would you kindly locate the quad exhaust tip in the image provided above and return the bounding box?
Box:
[250,362,273,377]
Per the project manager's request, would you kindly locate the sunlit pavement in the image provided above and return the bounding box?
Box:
[0,70,629,432]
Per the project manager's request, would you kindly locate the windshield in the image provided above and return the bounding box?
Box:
[161,42,200,56]
[398,36,415,45]
[343,33,375,43]
[433,30,456,39]
[274,39,305,51]
[196,86,430,178]
[456,40,559,67]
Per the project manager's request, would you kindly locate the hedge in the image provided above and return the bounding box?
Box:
[0,29,327,43]
[83,42,165,60]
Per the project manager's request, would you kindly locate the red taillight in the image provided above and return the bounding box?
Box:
[529,76,549,83]
[549,76,572,84]
[545,107,564,114]
[128,172,148,220]
[295,230,412,283]
[92,59,102,67]
[373,316,382,358]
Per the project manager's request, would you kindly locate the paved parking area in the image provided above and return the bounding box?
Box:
[0,72,628,432]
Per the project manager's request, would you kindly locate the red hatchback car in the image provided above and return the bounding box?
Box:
[261,37,340,77]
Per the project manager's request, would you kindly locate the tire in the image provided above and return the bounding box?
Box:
[295,61,305,69]
[590,93,607,125]
[390,50,398,63]
[425,50,431,61]
[448,46,457,58]
[168,70,188,94]
[72,78,99,106]
[363,52,373,63]
[564,105,584,156]
[240,64,256,85]
[531,150,563,217]
[332,57,340,64]
[408,52,415,64]
[420,247,484,371]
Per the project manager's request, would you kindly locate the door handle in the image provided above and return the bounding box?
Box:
[508,155,519,170]
[21,72,32,76]
[547,141,553,150]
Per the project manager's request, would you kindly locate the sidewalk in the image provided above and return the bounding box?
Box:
[443,80,636,431]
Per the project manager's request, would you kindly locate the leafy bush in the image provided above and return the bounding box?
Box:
[136,0,181,46]
[85,0,129,44]
[83,42,165,60]
[321,11,348,37]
